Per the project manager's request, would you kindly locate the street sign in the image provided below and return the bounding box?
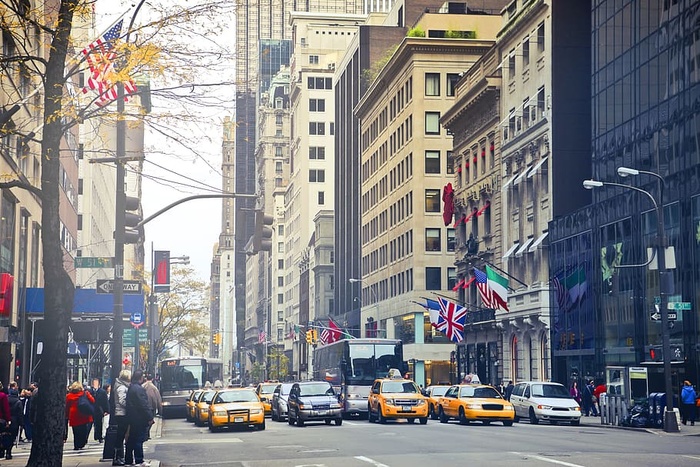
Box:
[122,328,148,347]
[130,311,144,328]
[96,279,142,295]
[74,257,113,268]
[667,301,691,311]
[650,311,677,321]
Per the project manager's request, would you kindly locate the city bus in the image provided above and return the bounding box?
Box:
[313,338,406,419]
[159,356,221,417]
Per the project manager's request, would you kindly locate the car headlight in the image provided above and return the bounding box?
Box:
[250,408,262,414]
[298,404,305,410]
[384,399,395,406]
[201,407,209,413]
[573,407,581,411]
[466,404,481,409]
[537,405,552,410]
[504,405,514,411]
[415,399,425,406]
[213,409,226,415]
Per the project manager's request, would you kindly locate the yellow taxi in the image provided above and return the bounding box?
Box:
[424,385,451,420]
[437,384,514,426]
[367,371,428,424]
[256,382,278,416]
[186,390,203,423]
[207,388,265,431]
[194,389,216,426]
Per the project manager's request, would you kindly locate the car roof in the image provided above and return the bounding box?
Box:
[295,380,331,386]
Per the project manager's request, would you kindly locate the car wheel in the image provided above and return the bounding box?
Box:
[459,407,470,425]
[367,404,375,423]
[419,417,428,425]
[513,415,520,423]
[377,406,387,424]
[482,421,491,425]
[430,404,438,420]
[407,417,416,424]
[257,420,266,431]
[325,419,332,425]
[529,407,539,425]
[503,420,514,426]
[571,419,580,426]
[296,411,305,427]
[288,412,295,425]
[439,407,448,424]
[335,418,343,426]
[271,408,278,422]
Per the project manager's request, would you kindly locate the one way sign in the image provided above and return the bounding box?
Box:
[96,279,142,295]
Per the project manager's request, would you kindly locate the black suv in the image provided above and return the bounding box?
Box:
[287,381,343,427]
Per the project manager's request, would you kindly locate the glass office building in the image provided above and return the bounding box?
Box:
[549,0,700,389]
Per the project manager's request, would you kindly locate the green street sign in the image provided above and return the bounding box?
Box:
[74,257,113,268]
[667,302,691,311]
[122,328,149,347]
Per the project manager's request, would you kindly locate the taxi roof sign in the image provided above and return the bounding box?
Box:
[387,368,403,379]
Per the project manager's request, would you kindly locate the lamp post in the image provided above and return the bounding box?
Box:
[583,168,679,433]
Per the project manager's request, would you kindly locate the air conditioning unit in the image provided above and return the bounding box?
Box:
[328,62,336,71]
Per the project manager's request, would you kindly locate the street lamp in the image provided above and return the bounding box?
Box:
[583,169,679,433]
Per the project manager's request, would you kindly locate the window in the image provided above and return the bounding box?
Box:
[277,294,284,304]
[425,228,441,251]
[425,267,441,290]
[425,73,440,96]
[275,114,283,125]
[425,151,440,174]
[278,225,284,235]
[425,189,440,212]
[537,22,545,51]
[537,87,546,119]
[522,37,530,66]
[509,109,516,137]
[275,146,283,157]
[309,98,325,112]
[309,147,326,159]
[278,276,284,287]
[447,228,455,251]
[309,55,319,64]
[425,112,440,135]
[309,122,325,135]
[523,98,530,129]
[278,260,284,269]
[318,191,325,205]
[447,73,459,97]
[508,50,516,79]
[446,151,454,174]
[308,77,333,89]
[275,161,283,173]
[309,169,326,182]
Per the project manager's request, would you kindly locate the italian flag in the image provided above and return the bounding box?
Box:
[486,265,509,311]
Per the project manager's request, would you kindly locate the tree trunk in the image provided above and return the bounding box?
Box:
[28,1,80,465]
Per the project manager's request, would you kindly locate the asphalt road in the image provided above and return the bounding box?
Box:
[153,416,700,467]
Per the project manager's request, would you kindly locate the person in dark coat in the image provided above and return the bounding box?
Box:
[65,381,95,451]
[4,382,24,459]
[111,369,131,466]
[0,383,12,459]
[89,378,110,442]
[125,370,154,467]
[504,381,514,401]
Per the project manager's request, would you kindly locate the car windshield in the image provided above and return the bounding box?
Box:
[431,386,449,397]
[299,383,335,397]
[382,381,418,394]
[201,391,215,403]
[216,391,258,404]
[280,384,293,395]
[531,384,570,398]
[459,386,502,399]
[190,391,202,401]
[260,384,277,394]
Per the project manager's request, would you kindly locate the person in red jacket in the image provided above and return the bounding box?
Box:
[65,381,95,450]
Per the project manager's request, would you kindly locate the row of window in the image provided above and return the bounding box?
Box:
[363,230,415,276]
[425,150,454,175]
[503,86,546,142]
[362,190,413,246]
[362,153,413,215]
[425,228,456,252]
[307,76,333,90]
[506,21,545,80]
[425,72,460,97]
[309,122,335,135]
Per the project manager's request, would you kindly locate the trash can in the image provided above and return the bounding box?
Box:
[647,393,658,427]
[655,393,666,428]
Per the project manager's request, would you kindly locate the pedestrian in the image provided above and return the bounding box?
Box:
[570,381,582,406]
[17,388,29,443]
[680,380,697,426]
[65,381,95,451]
[504,380,514,401]
[142,374,162,441]
[496,381,505,396]
[125,370,154,467]
[111,369,131,466]
[90,378,110,443]
[0,383,11,459]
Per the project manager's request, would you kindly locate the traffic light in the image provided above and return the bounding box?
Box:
[252,211,274,252]
[212,332,221,345]
[306,330,313,344]
[647,345,662,362]
[123,196,143,244]
[14,358,20,381]
[312,329,318,344]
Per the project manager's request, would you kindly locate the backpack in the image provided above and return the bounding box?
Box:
[77,392,93,417]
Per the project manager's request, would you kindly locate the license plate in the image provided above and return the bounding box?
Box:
[234,417,244,423]
[316,410,328,416]
[402,406,412,412]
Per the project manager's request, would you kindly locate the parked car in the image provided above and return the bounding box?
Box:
[194,390,216,426]
[271,382,294,422]
[207,388,265,431]
[437,384,514,426]
[287,381,343,427]
[509,381,581,425]
[424,385,451,420]
[186,390,203,422]
[367,375,428,424]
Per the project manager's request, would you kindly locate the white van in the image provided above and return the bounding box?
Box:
[509,381,582,425]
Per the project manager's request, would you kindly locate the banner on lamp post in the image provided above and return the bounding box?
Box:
[153,250,170,293]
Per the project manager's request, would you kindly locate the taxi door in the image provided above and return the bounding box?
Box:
[439,385,459,418]
[368,380,381,414]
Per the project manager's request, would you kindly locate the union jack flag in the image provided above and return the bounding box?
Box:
[552,275,567,310]
[473,268,493,308]
[435,297,467,343]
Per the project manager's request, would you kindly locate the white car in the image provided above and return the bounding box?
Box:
[509,381,581,425]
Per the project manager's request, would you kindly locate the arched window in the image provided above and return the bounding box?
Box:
[511,335,518,382]
[540,331,550,380]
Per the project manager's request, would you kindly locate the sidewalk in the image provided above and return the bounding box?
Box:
[1,418,162,467]
[578,412,700,436]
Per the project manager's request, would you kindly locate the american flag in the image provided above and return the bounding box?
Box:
[258,330,266,344]
[320,318,342,345]
[80,19,137,106]
[435,297,467,343]
[473,268,493,308]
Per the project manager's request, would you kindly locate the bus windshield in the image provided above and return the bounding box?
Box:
[346,342,403,385]
[160,359,204,391]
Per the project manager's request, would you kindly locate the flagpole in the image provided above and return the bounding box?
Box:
[422,293,494,313]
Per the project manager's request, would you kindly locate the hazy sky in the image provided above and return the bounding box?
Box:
[95,1,236,281]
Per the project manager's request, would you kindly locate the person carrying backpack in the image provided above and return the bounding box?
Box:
[65,381,95,450]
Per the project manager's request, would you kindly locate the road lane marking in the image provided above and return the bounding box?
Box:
[510,452,584,467]
[300,449,336,453]
[683,455,700,461]
[355,455,390,467]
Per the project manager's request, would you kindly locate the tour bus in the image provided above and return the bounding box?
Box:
[159,356,221,417]
[313,338,406,418]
